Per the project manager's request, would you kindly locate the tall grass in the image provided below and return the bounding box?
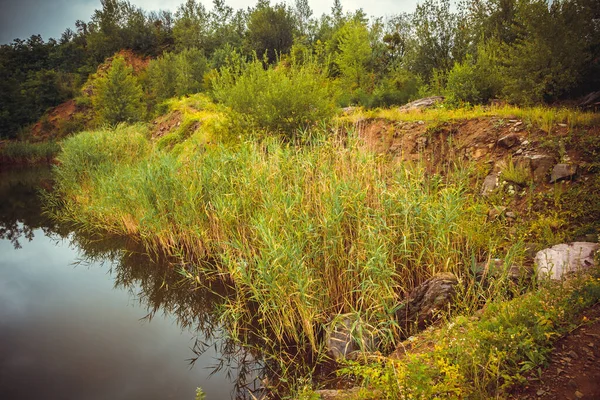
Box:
[48,123,508,353]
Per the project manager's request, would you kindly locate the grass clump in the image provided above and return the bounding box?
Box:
[339,269,600,399]
[48,123,508,354]
[0,141,60,164]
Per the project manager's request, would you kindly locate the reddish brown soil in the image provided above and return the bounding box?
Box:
[511,303,600,400]
[29,99,84,140]
[151,110,183,138]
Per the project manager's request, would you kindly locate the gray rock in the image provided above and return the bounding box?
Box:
[497,133,520,148]
[550,163,578,183]
[396,273,458,335]
[535,242,599,280]
[324,314,378,361]
[398,96,444,112]
[474,258,532,285]
[481,174,498,196]
[529,154,555,182]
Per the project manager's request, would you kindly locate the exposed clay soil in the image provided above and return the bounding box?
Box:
[511,303,600,400]
[29,99,84,140]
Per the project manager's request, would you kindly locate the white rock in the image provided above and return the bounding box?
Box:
[535,242,599,280]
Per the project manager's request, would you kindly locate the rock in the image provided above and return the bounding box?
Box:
[498,133,520,148]
[481,174,498,196]
[324,314,357,361]
[506,211,517,219]
[474,259,532,285]
[550,163,578,183]
[396,273,458,334]
[528,154,555,182]
[579,91,600,109]
[488,206,506,219]
[535,242,599,280]
[324,314,378,361]
[398,96,444,112]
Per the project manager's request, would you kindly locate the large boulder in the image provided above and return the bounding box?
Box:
[535,242,599,280]
[396,272,458,335]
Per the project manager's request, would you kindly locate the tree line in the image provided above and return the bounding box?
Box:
[1,0,598,138]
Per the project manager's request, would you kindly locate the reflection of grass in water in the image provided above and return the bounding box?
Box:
[0,166,56,248]
[48,122,514,363]
[0,141,60,164]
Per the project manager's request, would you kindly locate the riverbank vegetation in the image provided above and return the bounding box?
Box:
[4,0,600,398]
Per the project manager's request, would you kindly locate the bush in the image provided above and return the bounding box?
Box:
[370,69,422,107]
[445,45,503,107]
[147,48,209,109]
[211,58,337,137]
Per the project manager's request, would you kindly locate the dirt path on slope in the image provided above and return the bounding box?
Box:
[511,303,600,400]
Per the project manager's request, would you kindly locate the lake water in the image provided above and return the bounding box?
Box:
[0,167,259,399]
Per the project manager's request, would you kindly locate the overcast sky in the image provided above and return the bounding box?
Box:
[0,0,420,44]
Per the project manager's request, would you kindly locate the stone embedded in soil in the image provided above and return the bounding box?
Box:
[529,154,556,182]
[498,133,520,148]
[481,174,499,196]
[534,242,599,280]
[551,163,578,183]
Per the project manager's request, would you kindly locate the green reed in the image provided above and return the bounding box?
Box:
[48,123,506,353]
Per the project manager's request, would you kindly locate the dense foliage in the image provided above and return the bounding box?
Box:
[1,0,599,138]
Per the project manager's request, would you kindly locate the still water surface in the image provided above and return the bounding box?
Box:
[0,167,253,399]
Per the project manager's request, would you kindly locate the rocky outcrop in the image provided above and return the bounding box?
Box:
[535,242,599,280]
[396,272,458,334]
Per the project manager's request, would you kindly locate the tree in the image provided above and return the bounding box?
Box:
[408,0,461,82]
[336,21,372,89]
[173,0,210,51]
[246,2,295,63]
[92,56,145,125]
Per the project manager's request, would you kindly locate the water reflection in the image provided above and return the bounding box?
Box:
[0,167,340,399]
[0,166,57,248]
[0,167,265,399]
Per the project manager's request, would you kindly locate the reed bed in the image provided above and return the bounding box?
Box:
[48,123,507,351]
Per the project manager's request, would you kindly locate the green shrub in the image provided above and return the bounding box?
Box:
[212,58,337,137]
[444,43,504,107]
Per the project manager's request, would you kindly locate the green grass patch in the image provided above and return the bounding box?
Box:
[342,105,600,131]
